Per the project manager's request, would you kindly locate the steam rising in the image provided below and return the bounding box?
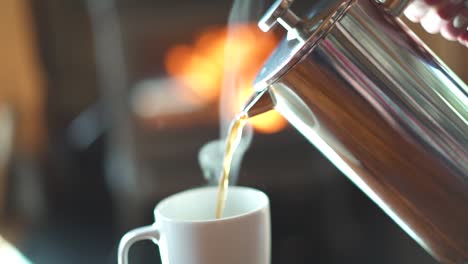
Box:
[220,0,266,134]
[198,0,269,185]
[217,0,268,184]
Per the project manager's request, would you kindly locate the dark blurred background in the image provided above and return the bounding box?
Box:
[0,0,466,263]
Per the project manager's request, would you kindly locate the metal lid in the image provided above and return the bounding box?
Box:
[253,0,354,91]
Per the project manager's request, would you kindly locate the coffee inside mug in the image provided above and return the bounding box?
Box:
[156,186,268,221]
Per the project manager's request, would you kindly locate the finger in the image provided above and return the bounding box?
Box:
[457,31,468,46]
[437,0,465,20]
[404,0,432,22]
[421,8,444,33]
[440,11,468,40]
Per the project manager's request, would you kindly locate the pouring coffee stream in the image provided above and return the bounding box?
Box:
[215,113,248,219]
[202,0,467,262]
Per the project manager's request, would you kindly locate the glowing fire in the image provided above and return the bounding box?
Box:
[164,24,288,134]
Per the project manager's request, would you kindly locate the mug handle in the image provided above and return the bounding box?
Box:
[118,224,160,264]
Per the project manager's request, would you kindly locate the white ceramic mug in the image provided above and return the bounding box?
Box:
[118,186,271,264]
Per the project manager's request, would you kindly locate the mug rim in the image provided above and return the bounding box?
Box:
[154,186,269,224]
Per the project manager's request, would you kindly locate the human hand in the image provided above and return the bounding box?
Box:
[404,0,468,46]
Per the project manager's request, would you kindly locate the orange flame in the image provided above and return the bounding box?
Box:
[164,23,288,134]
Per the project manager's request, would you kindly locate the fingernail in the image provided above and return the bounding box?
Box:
[421,9,443,34]
[453,15,468,28]
[404,1,431,22]
[440,20,458,40]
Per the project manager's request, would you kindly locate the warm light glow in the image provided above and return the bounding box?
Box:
[249,110,288,134]
[165,44,221,103]
[164,23,288,134]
